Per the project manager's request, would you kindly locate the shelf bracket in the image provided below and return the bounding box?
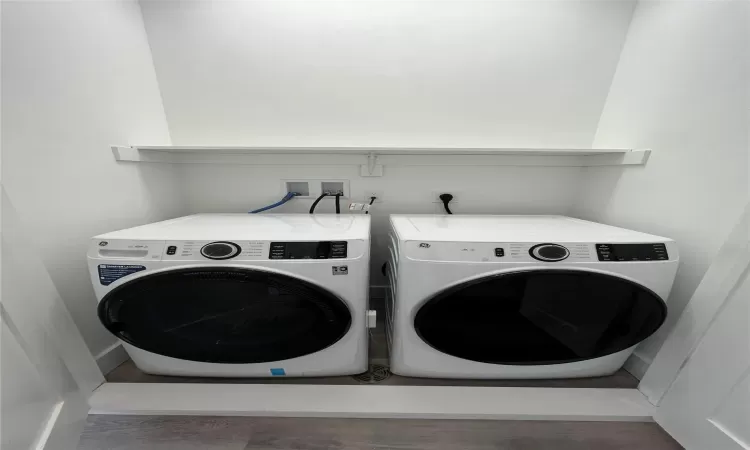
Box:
[360,152,384,177]
[111,146,140,162]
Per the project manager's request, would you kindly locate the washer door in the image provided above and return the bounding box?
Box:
[98,267,352,364]
[414,270,667,365]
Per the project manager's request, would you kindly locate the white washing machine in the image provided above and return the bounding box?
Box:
[88,214,372,377]
[386,215,678,379]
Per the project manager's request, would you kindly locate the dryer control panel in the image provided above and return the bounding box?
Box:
[595,243,669,262]
[404,241,674,263]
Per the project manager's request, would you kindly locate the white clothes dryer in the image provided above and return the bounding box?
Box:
[386,215,678,379]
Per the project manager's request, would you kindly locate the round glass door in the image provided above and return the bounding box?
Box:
[98,267,351,364]
[414,270,667,365]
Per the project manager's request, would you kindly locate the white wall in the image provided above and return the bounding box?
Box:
[574,0,749,368]
[1,1,181,358]
[141,0,636,148]
[142,0,637,286]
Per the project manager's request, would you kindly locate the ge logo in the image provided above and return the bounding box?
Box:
[98,241,109,247]
[419,243,431,248]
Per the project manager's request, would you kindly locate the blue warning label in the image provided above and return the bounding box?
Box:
[270,368,286,376]
[98,264,146,286]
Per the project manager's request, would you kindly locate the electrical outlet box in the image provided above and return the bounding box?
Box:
[285,181,310,197]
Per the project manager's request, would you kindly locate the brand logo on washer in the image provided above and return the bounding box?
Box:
[98,241,108,247]
[419,243,431,248]
[332,266,348,275]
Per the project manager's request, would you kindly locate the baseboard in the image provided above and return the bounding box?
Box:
[90,383,654,422]
[95,342,129,376]
[623,352,651,380]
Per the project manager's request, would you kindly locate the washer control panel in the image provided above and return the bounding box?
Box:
[269,241,347,259]
[91,239,364,261]
[596,243,669,262]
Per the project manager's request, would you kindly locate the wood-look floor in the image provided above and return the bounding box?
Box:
[78,415,683,450]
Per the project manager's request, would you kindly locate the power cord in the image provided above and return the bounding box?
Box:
[439,193,454,215]
[309,192,329,214]
[365,196,376,214]
[335,193,342,214]
[249,192,298,213]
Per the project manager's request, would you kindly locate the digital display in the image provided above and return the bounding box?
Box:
[596,243,668,262]
[269,241,347,259]
[287,242,326,259]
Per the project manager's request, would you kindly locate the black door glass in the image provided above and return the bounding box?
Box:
[98,268,351,364]
[414,270,667,365]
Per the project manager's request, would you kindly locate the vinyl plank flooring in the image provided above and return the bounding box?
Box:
[78,416,683,450]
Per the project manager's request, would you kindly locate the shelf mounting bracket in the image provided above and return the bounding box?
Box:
[360,152,384,177]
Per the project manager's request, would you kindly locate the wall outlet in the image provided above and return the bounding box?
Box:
[365,191,383,203]
[433,191,460,214]
[432,191,460,204]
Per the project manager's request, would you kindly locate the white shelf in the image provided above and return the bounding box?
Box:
[112,145,651,175]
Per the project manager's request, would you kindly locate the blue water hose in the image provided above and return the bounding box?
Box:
[249,192,298,213]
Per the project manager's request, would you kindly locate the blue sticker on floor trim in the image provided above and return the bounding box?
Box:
[270,368,286,376]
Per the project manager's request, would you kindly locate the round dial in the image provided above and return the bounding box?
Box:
[529,243,570,262]
[200,242,241,260]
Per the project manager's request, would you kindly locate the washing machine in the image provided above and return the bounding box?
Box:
[88,214,372,377]
[385,215,678,379]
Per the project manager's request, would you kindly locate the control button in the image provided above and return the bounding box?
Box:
[330,241,347,259]
[200,242,241,260]
[166,245,177,255]
[494,248,505,257]
[530,243,570,262]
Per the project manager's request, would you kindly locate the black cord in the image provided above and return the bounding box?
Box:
[366,196,376,214]
[335,194,341,214]
[439,193,454,215]
[309,193,328,214]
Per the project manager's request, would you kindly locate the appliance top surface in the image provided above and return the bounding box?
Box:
[390,215,672,243]
[95,214,371,241]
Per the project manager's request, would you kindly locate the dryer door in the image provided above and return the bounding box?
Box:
[414,270,667,365]
[98,267,352,363]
